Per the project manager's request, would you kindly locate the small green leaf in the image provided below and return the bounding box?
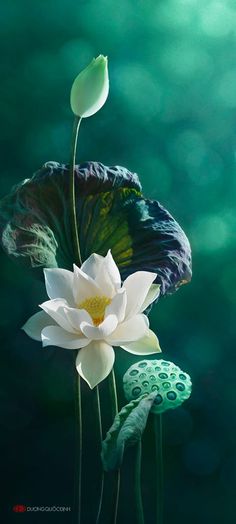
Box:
[101,392,157,472]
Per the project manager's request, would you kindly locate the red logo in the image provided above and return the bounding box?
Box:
[12,505,27,513]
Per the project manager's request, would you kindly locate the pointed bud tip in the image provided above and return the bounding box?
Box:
[70,54,109,118]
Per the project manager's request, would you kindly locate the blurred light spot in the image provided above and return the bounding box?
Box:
[113,64,162,119]
[200,2,235,38]
[187,150,223,185]
[154,1,193,29]
[167,129,222,183]
[59,40,94,80]
[167,130,206,168]
[160,44,211,81]
[183,438,221,475]
[178,0,198,4]
[78,0,134,38]
[192,214,230,252]
[216,70,236,108]
[137,156,171,199]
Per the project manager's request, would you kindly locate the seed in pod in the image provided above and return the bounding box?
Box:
[123,359,192,414]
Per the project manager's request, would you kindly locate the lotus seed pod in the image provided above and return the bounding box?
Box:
[123,359,192,414]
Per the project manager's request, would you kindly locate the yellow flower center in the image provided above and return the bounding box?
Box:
[78,295,111,326]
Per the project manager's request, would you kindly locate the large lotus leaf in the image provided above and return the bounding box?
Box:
[101,392,157,472]
[0,161,191,295]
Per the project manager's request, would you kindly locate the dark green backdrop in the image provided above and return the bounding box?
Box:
[0,1,235,523]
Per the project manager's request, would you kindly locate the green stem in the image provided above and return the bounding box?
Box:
[77,375,82,524]
[69,115,82,267]
[109,369,118,417]
[69,115,83,524]
[95,386,104,524]
[135,440,145,524]
[154,414,163,524]
[109,369,120,524]
[73,373,82,524]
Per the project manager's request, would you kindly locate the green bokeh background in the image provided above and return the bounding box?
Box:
[0,1,236,523]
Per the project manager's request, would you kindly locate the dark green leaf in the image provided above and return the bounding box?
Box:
[0,161,191,295]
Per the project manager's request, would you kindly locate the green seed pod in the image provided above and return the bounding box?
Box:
[123,359,192,414]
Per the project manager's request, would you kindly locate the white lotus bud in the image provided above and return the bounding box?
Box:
[70,55,109,118]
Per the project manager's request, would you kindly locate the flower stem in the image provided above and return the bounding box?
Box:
[134,440,145,524]
[77,375,82,524]
[69,115,83,524]
[69,115,82,267]
[95,385,104,524]
[154,414,163,524]
[109,369,120,524]
[73,373,82,524]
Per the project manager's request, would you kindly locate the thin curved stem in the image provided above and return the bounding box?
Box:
[109,369,119,415]
[109,369,120,524]
[135,440,145,524]
[69,115,83,524]
[77,376,82,524]
[95,386,104,524]
[73,373,82,524]
[154,414,163,524]
[69,115,82,267]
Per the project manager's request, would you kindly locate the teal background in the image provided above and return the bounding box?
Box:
[0,1,236,523]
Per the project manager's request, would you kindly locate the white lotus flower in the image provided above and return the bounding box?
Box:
[22,251,161,389]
